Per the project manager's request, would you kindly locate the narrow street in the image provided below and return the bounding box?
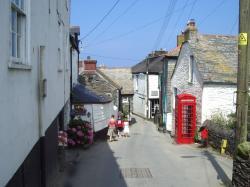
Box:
[63,116,233,187]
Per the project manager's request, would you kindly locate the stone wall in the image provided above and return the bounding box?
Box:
[206,121,235,155]
[232,156,250,187]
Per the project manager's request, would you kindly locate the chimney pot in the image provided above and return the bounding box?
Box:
[184,19,197,41]
[84,58,97,71]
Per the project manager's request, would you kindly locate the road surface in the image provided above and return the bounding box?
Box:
[63,116,233,187]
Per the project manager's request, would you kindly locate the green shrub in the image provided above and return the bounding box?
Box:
[237,141,250,160]
[210,112,236,129]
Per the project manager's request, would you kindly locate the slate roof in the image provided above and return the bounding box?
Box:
[167,45,181,57]
[132,55,165,74]
[98,68,133,95]
[78,70,120,102]
[72,84,111,104]
[189,34,238,84]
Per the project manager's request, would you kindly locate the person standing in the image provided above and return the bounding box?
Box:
[199,125,208,147]
[107,115,117,142]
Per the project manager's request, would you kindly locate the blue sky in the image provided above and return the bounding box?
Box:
[71,0,239,67]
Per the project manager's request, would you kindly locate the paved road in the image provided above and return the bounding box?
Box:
[63,116,233,187]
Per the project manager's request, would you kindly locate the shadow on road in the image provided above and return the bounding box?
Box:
[62,140,128,187]
[203,150,232,187]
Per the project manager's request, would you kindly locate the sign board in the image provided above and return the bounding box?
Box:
[239,33,247,46]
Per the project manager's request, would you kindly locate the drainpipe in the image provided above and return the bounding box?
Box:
[70,46,73,119]
[38,45,46,137]
[163,57,168,132]
[76,33,80,78]
[146,58,149,119]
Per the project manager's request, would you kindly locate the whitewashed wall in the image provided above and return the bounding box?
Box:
[72,50,78,86]
[148,75,159,98]
[80,102,117,132]
[133,74,147,117]
[0,1,70,186]
[171,43,203,134]
[202,84,236,123]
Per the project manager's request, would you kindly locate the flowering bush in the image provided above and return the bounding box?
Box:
[67,117,93,148]
[58,131,68,146]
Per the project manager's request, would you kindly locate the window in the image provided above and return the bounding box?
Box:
[122,97,129,103]
[11,0,26,63]
[173,87,179,109]
[188,55,194,83]
[135,75,139,91]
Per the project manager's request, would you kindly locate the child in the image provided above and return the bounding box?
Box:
[123,120,130,137]
[199,125,208,147]
[107,115,117,142]
[116,117,124,138]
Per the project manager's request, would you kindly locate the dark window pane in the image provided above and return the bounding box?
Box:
[11,9,16,31]
[21,0,24,10]
[12,32,16,57]
[17,35,21,58]
[17,15,21,34]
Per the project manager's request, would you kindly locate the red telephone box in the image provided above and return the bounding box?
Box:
[175,94,196,144]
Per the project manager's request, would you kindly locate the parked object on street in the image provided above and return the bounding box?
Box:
[107,115,117,141]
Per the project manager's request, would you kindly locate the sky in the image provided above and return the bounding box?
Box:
[71,0,239,68]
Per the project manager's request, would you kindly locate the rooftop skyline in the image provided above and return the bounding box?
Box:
[71,0,239,67]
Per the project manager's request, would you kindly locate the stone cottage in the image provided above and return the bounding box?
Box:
[78,58,121,128]
[98,67,134,117]
[171,20,237,134]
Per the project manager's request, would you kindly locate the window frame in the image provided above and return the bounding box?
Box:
[9,0,31,69]
[135,75,139,91]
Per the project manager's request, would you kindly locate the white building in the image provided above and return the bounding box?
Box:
[132,52,166,119]
[71,59,121,136]
[0,0,71,186]
[170,20,237,134]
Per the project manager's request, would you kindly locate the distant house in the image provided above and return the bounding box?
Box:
[170,20,237,134]
[72,84,114,132]
[77,58,121,131]
[160,45,180,131]
[98,67,134,117]
[132,50,167,119]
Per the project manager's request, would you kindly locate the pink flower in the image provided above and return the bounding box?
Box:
[72,128,77,132]
[77,130,84,137]
[68,139,75,146]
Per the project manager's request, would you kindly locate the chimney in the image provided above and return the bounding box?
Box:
[184,19,197,42]
[84,56,97,71]
[177,31,184,46]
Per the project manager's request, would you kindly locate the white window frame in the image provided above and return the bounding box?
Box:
[122,97,129,103]
[188,55,194,83]
[135,75,139,91]
[9,0,31,69]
